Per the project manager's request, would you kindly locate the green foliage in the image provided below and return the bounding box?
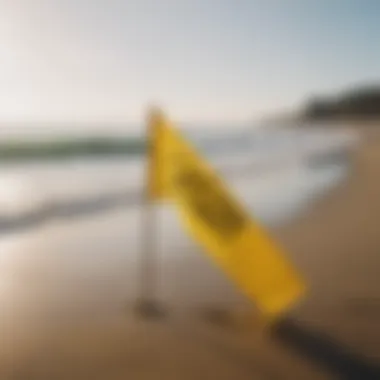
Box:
[0,137,146,162]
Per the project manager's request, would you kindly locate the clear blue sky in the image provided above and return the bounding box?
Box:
[0,0,379,127]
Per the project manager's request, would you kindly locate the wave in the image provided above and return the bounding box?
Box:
[0,154,350,234]
[0,127,358,233]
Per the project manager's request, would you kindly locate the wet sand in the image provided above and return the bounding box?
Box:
[2,127,380,379]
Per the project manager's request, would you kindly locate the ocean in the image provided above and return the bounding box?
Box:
[0,126,356,231]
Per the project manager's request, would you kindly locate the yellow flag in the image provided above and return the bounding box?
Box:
[148,109,306,318]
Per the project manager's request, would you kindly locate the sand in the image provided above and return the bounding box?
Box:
[2,126,380,379]
[276,126,380,361]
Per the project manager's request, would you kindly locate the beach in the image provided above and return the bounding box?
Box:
[1,126,379,379]
[276,125,380,361]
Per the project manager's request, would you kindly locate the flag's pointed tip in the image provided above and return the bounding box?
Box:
[147,106,167,124]
[148,107,173,130]
[147,105,160,114]
[147,105,164,116]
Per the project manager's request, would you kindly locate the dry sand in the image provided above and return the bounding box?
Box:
[2,126,380,379]
[276,126,380,361]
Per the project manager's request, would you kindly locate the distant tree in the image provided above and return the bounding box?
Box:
[304,96,337,119]
[303,85,380,120]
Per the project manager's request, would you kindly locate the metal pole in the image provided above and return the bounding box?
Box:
[138,193,157,306]
[135,109,164,318]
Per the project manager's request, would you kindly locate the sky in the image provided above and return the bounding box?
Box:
[0,0,379,129]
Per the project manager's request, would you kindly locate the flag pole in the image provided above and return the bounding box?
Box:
[135,108,164,319]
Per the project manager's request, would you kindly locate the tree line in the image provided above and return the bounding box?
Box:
[303,85,380,120]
